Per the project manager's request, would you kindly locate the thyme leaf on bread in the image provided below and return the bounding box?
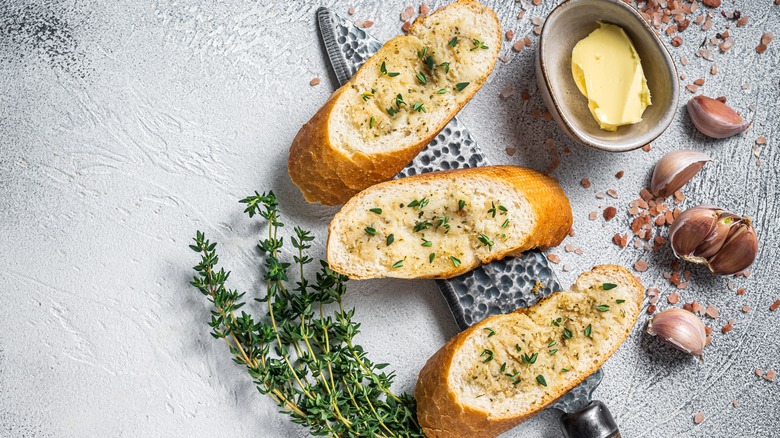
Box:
[189,192,422,437]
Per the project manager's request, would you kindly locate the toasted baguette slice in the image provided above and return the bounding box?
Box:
[326,166,572,279]
[289,0,501,205]
[414,265,644,438]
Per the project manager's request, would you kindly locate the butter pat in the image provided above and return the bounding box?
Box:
[571,22,651,131]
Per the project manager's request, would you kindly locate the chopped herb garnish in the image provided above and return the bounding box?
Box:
[458,199,466,211]
[478,233,494,250]
[521,352,538,365]
[439,62,450,73]
[512,379,522,386]
[387,106,398,117]
[380,61,399,77]
[369,208,382,214]
[407,199,420,208]
[392,260,403,268]
[386,234,394,246]
[411,102,426,113]
[425,55,435,71]
[435,216,450,233]
[484,327,496,337]
[395,93,406,107]
[421,234,432,247]
[455,82,470,92]
[448,36,458,47]
[413,220,432,232]
[480,349,494,363]
[471,38,489,50]
[585,324,592,337]
[563,327,573,339]
[499,362,507,373]
[361,89,375,101]
[515,344,522,352]
[429,252,435,263]
[602,283,618,290]
[407,197,428,209]
[536,375,547,387]
[549,349,558,355]
[548,340,557,347]
[616,299,626,304]
[501,219,510,229]
[436,88,448,94]
[561,368,570,373]
[450,256,461,267]
[364,226,377,236]
[488,201,498,218]
[551,317,562,327]
[498,205,508,213]
[596,304,611,312]
[417,47,429,59]
[415,72,427,84]
[369,116,376,128]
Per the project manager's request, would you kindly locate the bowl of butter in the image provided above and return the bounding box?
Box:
[535,0,679,152]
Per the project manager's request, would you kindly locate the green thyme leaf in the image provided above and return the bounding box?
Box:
[481,349,494,363]
[458,199,466,211]
[448,36,458,47]
[549,349,558,355]
[478,233,494,250]
[596,304,611,312]
[455,82,470,92]
[616,299,626,304]
[386,234,394,246]
[369,116,376,128]
[364,227,377,236]
[471,38,489,50]
[484,327,496,337]
[392,260,404,268]
[602,283,618,290]
[536,375,547,387]
[429,252,435,263]
[501,219,510,229]
[412,102,426,113]
[415,72,427,84]
[369,208,382,214]
[563,327,573,339]
[436,88,448,94]
[585,324,592,337]
[439,61,450,73]
[450,256,461,267]
[425,55,435,71]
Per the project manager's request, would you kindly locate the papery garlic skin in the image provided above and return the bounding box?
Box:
[687,95,750,139]
[650,150,711,198]
[647,308,707,357]
[669,205,758,276]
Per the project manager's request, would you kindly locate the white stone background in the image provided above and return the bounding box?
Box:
[1,0,779,437]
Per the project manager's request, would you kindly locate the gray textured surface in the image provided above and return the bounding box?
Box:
[1,1,779,437]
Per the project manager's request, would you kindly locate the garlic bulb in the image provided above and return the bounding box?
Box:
[647,308,707,357]
[650,150,711,197]
[668,205,758,276]
[687,95,749,139]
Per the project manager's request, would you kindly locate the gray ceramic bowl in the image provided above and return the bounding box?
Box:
[535,0,679,152]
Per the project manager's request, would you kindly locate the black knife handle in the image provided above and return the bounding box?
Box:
[559,400,620,438]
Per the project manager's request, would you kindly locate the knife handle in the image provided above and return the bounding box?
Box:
[559,400,620,438]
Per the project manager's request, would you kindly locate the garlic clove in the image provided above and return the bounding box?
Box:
[668,205,719,260]
[707,222,759,276]
[650,150,712,197]
[647,308,707,357]
[687,95,750,139]
[692,212,742,259]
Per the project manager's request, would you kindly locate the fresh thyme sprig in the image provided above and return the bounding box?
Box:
[190,191,422,437]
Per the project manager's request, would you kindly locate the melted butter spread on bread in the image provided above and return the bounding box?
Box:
[340,15,497,149]
[456,282,633,413]
[338,178,532,273]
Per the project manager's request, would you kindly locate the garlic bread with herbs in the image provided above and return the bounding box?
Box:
[414,265,644,438]
[326,166,572,280]
[289,0,501,205]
